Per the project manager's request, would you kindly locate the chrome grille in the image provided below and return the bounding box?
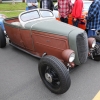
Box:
[76,32,88,64]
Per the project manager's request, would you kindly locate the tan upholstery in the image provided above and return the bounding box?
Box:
[11,22,22,27]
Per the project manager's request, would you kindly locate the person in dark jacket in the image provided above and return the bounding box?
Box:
[40,0,54,11]
[86,0,100,38]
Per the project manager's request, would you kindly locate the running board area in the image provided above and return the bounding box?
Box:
[10,43,41,59]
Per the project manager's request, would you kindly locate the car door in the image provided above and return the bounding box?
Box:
[20,29,35,51]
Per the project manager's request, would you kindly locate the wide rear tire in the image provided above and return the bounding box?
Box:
[38,55,71,94]
[0,27,6,48]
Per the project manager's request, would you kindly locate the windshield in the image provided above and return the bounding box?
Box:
[40,10,54,17]
[20,10,40,22]
[20,10,54,22]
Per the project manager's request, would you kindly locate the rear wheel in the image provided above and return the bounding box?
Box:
[0,27,6,48]
[38,55,71,94]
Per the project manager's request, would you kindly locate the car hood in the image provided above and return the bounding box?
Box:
[24,19,84,37]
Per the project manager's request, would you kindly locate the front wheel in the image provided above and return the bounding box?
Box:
[38,55,71,94]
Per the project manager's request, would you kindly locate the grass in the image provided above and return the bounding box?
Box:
[0,3,26,17]
[0,11,23,18]
[0,2,56,18]
[0,3,26,11]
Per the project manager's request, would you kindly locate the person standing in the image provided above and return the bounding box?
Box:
[26,0,38,10]
[40,0,54,11]
[58,0,73,23]
[86,0,100,38]
[72,0,83,27]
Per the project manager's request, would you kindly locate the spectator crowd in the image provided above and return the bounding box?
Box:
[26,0,100,38]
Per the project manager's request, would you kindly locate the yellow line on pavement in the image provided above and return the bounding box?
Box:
[93,91,100,100]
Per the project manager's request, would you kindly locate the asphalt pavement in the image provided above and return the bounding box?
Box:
[0,39,100,100]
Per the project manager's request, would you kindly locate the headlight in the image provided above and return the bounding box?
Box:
[62,49,75,63]
[69,53,75,62]
[88,38,96,48]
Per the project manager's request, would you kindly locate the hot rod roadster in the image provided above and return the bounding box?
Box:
[0,9,96,94]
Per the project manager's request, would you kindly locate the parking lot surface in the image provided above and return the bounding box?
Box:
[0,41,100,100]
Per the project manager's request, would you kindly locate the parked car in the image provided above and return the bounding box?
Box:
[53,1,93,30]
[0,9,96,94]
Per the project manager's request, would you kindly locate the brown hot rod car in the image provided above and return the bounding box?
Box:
[0,9,97,94]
